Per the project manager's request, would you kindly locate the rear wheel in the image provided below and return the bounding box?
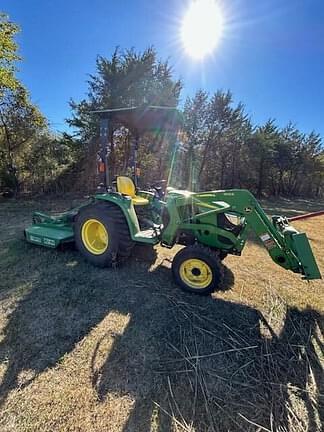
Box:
[172,244,223,295]
[74,202,133,267]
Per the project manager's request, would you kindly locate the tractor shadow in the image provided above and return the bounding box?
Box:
[0,240,322,431]
[91,274,323,432]
[0,240,164,407]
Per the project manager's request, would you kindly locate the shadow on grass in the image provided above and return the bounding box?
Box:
[92,277,323,432]
[0,239,322,431]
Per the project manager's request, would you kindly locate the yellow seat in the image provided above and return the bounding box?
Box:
[116,176,149,206]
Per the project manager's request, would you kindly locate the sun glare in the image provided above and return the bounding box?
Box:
[181,0,224,60]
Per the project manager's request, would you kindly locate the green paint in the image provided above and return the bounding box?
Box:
[25,188,321,280]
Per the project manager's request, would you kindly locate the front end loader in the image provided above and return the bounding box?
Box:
[25,106,321,294]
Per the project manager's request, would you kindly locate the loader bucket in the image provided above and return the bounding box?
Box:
[291,233,321,280]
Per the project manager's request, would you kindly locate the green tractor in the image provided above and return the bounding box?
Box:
[25,106,321,294]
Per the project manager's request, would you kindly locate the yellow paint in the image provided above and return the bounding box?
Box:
[81,219,108,255]
[116,176,149,206]
[179,258,212,289]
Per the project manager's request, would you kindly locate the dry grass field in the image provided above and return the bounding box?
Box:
[0,196,323,432]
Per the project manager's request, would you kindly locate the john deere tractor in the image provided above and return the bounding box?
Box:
[25,106,321,294]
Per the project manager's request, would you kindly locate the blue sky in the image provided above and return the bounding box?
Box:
[3,0,324,135]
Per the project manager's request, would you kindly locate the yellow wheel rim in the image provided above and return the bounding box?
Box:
[81,219,109,255]
[179,258,212,289]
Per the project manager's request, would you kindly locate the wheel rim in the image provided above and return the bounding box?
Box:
[179,258,212,289]
[81,219,109,255]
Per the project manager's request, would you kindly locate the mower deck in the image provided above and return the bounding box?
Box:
[25,207,161,249]
[25,224,74,248]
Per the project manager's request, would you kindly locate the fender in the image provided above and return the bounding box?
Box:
[95,192,140,240]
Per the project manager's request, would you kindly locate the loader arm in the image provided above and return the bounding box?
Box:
[163,189,321,280]
[200,189,321,280]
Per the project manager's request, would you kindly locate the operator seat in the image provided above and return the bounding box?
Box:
[116,176,149,206]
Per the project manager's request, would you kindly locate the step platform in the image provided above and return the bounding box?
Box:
[134,227,160,244]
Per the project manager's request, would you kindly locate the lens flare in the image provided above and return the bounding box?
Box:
[181,0,224,59]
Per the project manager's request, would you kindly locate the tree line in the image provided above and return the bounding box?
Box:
[1,13,323,198]
[0,13,78,195]
[182,91,324,197]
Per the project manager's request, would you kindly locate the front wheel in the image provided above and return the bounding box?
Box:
[172,245,223,295]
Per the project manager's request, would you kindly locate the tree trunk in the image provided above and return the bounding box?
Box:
[108,127,115,184]
[256,158,264,197]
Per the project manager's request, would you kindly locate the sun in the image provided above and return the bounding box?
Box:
[181,0,224,60]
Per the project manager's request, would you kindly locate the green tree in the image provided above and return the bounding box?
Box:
[20,131,79,193]
[182,90,209,190]
[245,120,278,197]
[0,13,20,92]
[67,47,182,182]
[0,13,74,195]
[312,154,324,197]
[270,123,304,196]
[0,85,46,192]
[297,131,324,196]
[184,90,250,190]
